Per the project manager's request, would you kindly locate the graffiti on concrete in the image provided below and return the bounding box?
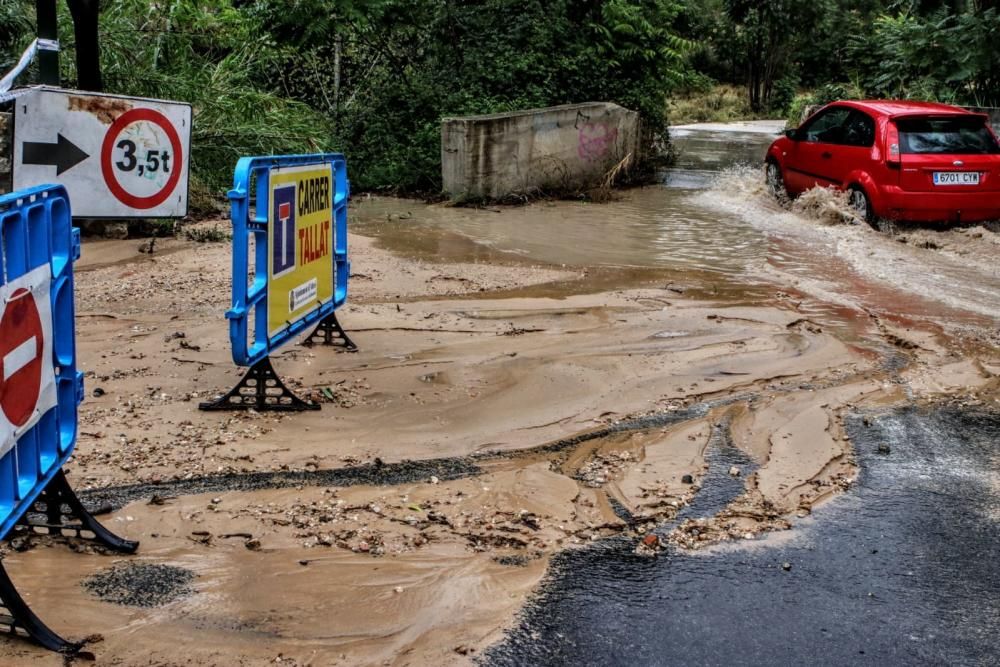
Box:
[578,122,618,162]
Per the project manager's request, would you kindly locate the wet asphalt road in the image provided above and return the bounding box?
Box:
[485,406,999,666]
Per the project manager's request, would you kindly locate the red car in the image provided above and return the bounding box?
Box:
[765,100,1000,224]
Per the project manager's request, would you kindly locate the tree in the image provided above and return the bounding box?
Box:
[66,0,100,90]
[724,0,830,112]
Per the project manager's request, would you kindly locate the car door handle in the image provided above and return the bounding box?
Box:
[821,151,833,159]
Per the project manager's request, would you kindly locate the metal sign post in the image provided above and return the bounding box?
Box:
[0,185,137,655]
[200,153,354,412]
[11,87,192,218]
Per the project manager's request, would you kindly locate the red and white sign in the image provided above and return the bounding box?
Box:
[0,265,57,458]
[12,87,191,218]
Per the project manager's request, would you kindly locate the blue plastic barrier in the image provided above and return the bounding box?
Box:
[226,154,349,367]
[0,184,82,540]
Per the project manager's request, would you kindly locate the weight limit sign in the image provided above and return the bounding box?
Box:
[101,108,184,210]
[12,87,192,218]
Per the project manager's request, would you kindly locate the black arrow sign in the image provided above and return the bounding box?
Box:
[22,134,90,175]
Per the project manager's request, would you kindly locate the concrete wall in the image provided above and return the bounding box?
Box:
[441,102,641,200]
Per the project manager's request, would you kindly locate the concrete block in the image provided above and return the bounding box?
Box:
[442,102,641,200]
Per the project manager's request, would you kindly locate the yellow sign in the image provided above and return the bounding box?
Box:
[267,164,335,339]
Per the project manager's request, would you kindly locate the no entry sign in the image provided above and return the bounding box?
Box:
[0,265,56,458]
[12,87,191,218]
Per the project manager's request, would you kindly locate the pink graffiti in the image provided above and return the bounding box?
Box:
[578,122,618,162]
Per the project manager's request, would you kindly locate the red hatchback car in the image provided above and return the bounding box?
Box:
[765,100,1000,224]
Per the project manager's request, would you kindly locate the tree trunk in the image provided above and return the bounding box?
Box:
[66,0,102,91]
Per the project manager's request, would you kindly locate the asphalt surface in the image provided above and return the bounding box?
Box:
[485,405,999,667]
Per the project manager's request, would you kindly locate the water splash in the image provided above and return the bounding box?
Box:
[693,165,1000,326]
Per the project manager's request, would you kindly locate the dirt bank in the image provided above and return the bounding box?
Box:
[1,198,997,666]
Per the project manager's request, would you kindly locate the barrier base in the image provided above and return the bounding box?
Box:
[14,470,139,552]
[303,312,357,351]
[198,356,320,412]
[1,469,138,654]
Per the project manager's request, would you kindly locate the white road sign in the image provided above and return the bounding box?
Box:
[12,86,191,218]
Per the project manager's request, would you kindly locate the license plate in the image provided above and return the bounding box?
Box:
[933,171,980,185]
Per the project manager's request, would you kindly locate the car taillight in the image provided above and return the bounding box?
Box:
[887,123,901,165]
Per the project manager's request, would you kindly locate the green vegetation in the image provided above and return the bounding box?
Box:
[2,1,999,200]
[677,0,1000,122]
[1,0,691,199]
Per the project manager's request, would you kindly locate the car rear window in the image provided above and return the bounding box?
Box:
[896,116,1000,154]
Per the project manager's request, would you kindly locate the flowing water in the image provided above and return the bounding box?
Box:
[355,122,1000,337]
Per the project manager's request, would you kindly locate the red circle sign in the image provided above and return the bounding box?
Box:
[0,288,44,428]
[100,108,183,210]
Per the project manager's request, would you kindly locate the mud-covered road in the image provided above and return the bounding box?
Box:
[1,123,997,666]
[487,405,1000,666]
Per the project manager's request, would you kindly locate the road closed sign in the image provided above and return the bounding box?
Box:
[267,163,335,339]
[0,265,57,458]
[12,87,191,218]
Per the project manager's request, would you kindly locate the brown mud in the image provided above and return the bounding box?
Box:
[1,183,998,665]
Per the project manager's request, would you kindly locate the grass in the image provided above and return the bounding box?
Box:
[666,85,771,125]
[667,84,783,125]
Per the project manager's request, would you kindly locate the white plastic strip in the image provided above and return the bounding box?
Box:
[0,39,39,94]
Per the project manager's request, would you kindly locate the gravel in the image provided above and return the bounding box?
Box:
[82,562,196,607]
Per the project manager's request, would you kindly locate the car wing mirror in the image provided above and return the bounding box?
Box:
[784,128,801,141]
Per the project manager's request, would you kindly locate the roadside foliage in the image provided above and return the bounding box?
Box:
[0,0,690,198]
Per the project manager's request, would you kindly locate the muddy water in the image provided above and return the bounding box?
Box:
[355,123,1000,336]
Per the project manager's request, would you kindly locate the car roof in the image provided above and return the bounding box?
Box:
[830,100,978,118]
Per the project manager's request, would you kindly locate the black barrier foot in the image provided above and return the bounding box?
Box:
[302,312,357,351]
[198,356,320,412]
[14,470,138,553]
[0,562,84,654]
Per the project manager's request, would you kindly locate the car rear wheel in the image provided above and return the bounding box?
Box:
[847,185,876,227]
[765,161,787,201]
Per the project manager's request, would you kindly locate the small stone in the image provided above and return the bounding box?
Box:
[642,534,659,548]
[681,474,694,484]
[743,532,755,540]
[92,387,106,397]
[729,466,741,477]
[357,541,370,552]
[245,538,261,551]
[877,443,891,455]
[430,475,440,484]
[393,586,403,594]
[782,562,792,571]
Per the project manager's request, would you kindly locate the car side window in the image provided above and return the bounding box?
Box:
[801,107,852,144]
[842,110,875,147]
